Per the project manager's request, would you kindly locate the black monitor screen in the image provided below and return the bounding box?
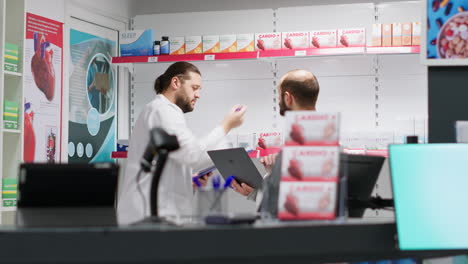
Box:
[18,163,119,207]
[340,154,385,217]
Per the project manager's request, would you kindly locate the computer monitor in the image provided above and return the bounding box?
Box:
[17,163,119,227]
[340,154,386,218]
[389,143,468,250]
[18,163,119,207]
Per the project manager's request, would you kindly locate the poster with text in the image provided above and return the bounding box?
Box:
[69,29,116,163]
[24,13,63,163]
[427,0,468,63]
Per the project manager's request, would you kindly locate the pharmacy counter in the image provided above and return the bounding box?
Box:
[0,219,464,264]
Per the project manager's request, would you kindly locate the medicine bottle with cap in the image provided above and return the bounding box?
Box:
[153,41,160,55]
[160,36,170,55]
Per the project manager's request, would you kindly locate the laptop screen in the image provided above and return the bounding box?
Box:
[389,144,468,250]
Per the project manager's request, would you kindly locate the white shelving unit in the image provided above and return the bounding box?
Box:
[0,0,25,212]
[125,1,425,218]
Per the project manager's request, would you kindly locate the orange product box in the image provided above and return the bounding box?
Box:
[382,24,392,46]
[337,28,366,47]
[220,35,237,53]
[412,22,421,45]
[236,34,254,52]
[284,111,340,146]
[281,146,340,181]
[281,31,309,49]
[309,29,337,48]
[169,36,185,55]
[392,23,402,46]
[372,24,382,46]
[255,32,282,51]
[402,22,412,46]
[203,35,220,53]
[185,36,202,54]
[278,181,337,220]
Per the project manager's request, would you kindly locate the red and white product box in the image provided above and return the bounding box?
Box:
[278,181,337,220]
[255,131,283,150]
[338,28,366,47]
[281,146,339,181]
[255,32,282,51]
[309,29,337,48]
[284,111,340,146]
[281,31,309,49]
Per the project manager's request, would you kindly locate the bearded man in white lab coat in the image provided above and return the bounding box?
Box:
[118,61,246,224]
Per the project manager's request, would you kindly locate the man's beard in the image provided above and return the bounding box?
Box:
[279,96,290,116]
[175,92,194,113]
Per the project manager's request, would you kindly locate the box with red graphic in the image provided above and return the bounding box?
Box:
[281,146,339,181]
[255,131,283,150]
[284,111,340,146]
[255,32,282,51]
[337,28,366,47]
[281,32,309,49]
[310,29,337,48]
[278,181,337,220]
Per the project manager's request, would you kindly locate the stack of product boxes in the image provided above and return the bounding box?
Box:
[277,112,340,220]
[371,22,421,46]
[118,22,421,57]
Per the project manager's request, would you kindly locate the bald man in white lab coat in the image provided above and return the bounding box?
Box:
[118,61,246,224]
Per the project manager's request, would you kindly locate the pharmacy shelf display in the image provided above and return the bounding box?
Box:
[112,46,420,64]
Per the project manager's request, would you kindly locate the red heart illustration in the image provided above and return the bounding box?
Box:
[31,33,55,101]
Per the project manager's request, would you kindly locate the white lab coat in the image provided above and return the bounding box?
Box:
[117,94,229,224]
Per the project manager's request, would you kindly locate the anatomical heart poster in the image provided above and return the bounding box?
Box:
[24,13,63,163]
[68,28,116,163]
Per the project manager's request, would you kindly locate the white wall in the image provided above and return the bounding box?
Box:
[131,0,410,16]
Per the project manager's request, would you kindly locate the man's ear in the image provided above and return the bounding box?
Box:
[284,91,293,107]
[170,76,180,91]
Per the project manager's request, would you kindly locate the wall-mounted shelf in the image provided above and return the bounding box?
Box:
[366,46,420,54]
[3,129,21,134]
[111,46,420,64]
[4,71,22,77]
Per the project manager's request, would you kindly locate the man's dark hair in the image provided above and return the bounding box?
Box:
[154,61,201,94]
[280,70,319,107]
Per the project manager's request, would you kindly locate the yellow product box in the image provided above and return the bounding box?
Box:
[382,24,393,46]
[402,23,412,46]
[281,31,309,49]
[170,36,185,55]
[220,35,237,53]
[185,36,202,54]
[203,35,220,53]
[255,32,282,51]
[392,23,402,46]
[310,30,337,48]
[236,34,255,52]
[412,22,421,45]
[372,24,382,46]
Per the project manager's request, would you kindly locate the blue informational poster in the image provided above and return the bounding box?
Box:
[69,29,116,163]
[426,0,468,62]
